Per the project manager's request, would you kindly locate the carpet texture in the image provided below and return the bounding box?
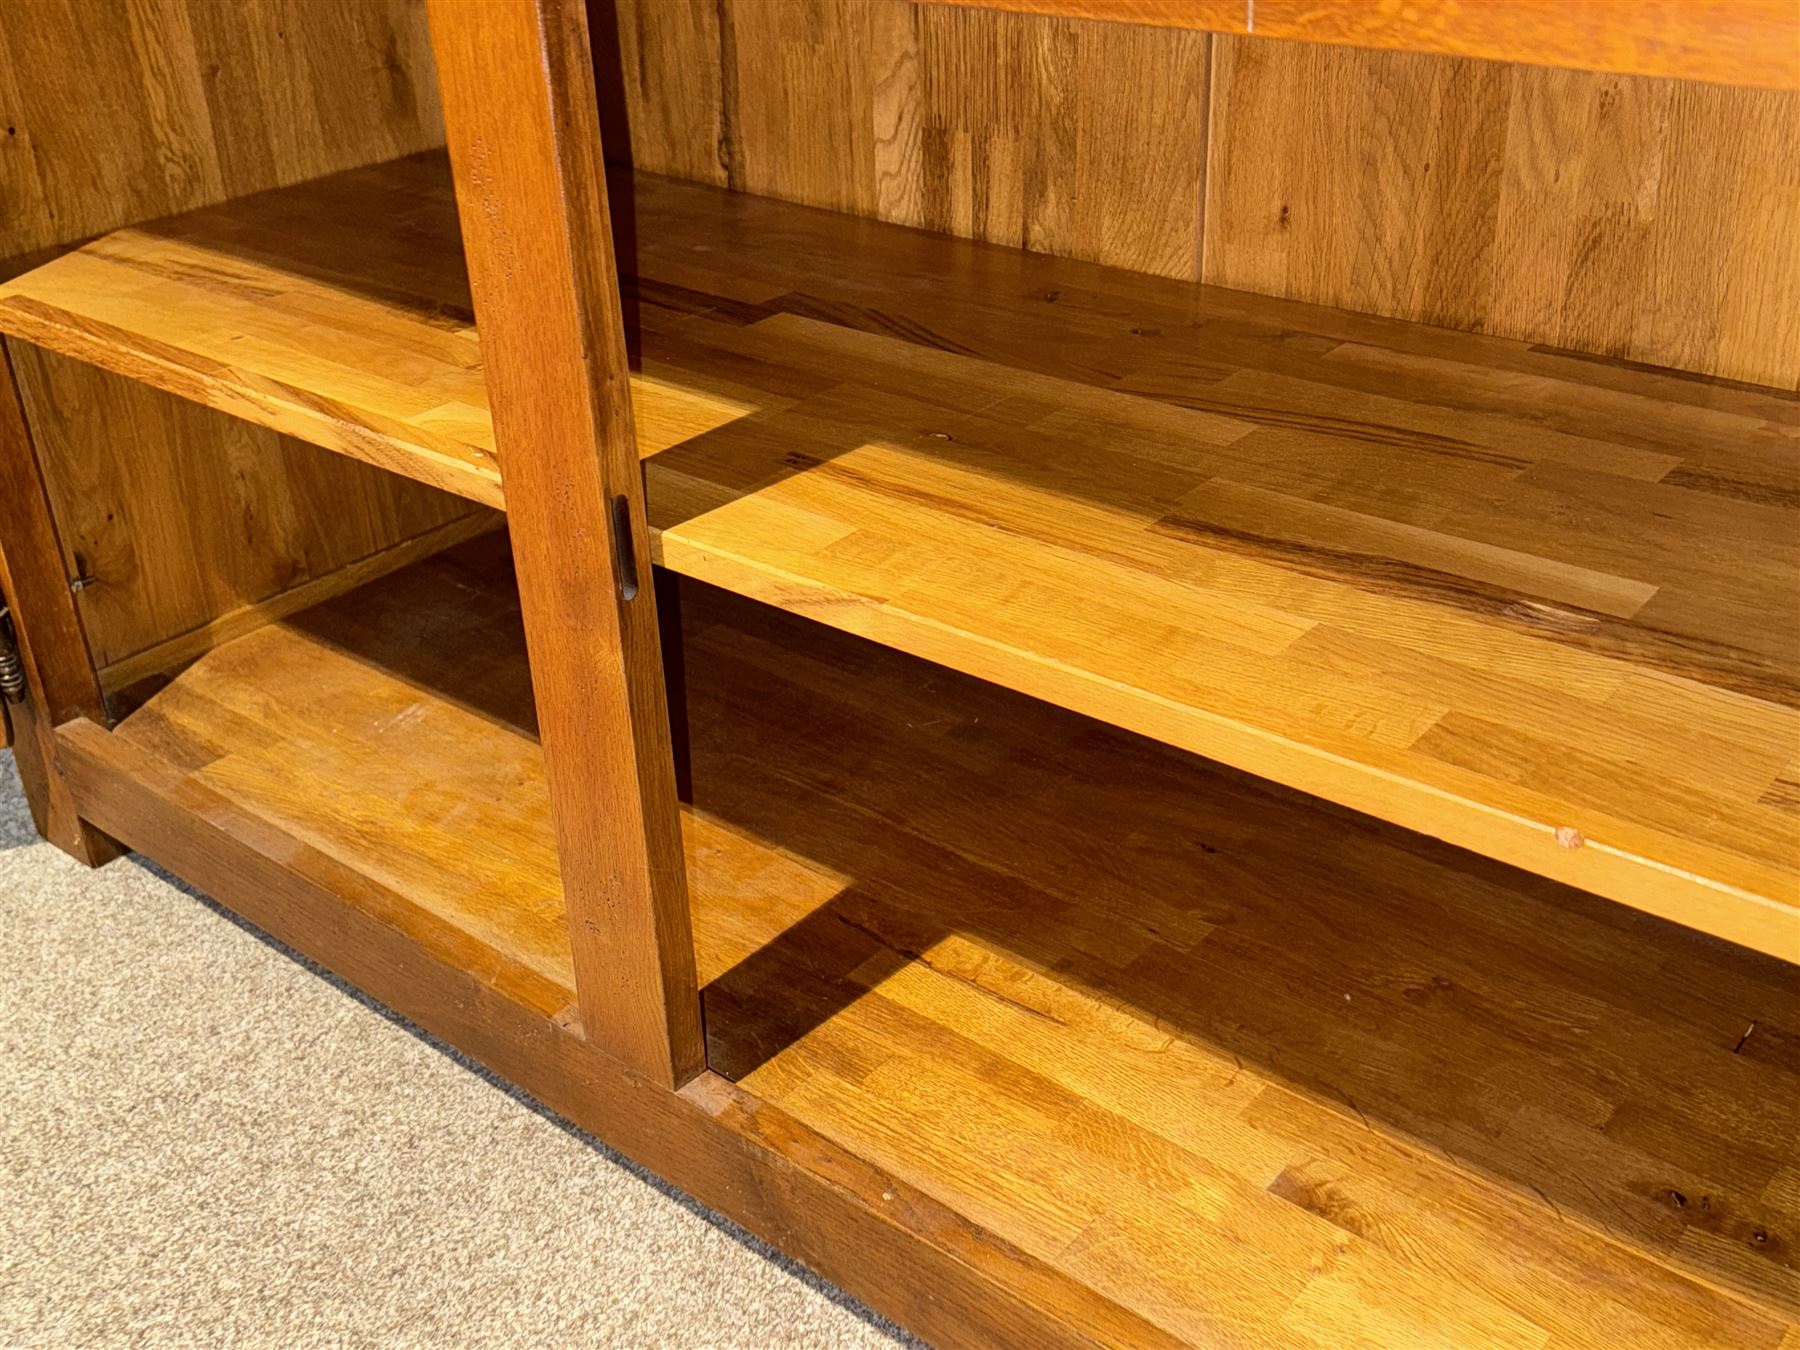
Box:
[0,749,915,1348]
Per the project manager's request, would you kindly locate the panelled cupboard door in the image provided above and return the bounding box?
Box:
[0,341,114,861]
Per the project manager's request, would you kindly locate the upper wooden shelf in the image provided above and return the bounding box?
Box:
[918,0,1800,91]
[1,152,1794,959]
[620,171,1800,961]
[0,155,752,509]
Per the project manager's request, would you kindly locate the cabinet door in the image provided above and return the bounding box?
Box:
[0,339,112,859]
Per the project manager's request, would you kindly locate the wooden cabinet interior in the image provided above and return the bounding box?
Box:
[601,1,1800,387]
[0,0,1794,1345]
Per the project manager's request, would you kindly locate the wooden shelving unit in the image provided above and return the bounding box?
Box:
[7,152,1794,958]
[1,1,1794,1345]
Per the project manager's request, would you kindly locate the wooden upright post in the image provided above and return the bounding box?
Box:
[425,0,704,1086]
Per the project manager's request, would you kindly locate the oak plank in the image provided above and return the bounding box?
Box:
[0,157,753,507]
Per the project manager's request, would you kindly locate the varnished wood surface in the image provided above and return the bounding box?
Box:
[617,171,1800,957]
[103,538,1800,1345]
[602,0,1800,386]
[914,0,1800,90]
[53,718,1184,1350]
[6,152,1795,950]
[0,155,752,507]
[0,0,443,273]
[91,509,501,695]
[0,0,487,709]
[428,0,703,1085]
[14,343,481,685]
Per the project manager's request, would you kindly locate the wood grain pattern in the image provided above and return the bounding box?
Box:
[916,0,1800,91]
[1203,38,1800,389]
[0,0,486,711]
[12,342,481,679]
[0,0,443,270]
[0,155,756,506]
[93,508,502,694]
[55,711,1175,1350]
[428,0,704,1086]
[600,0,1211,278]
[6,152,1791,947]
[602,0,1800,385]
[99,536,1800,1345]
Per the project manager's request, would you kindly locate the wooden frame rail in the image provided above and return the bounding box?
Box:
[918,0,1800,90]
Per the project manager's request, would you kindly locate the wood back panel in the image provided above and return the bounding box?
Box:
[0,0,443,271]
[601,0,1209,278]
[0,0,479,687]
[598,0,1800,388]
[1204,38,1800,391]
[13,345,481,682]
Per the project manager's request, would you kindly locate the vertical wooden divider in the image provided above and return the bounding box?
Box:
[426,0,705,1086]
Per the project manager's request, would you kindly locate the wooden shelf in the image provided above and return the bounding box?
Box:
[621,173,1800,960]
[96,540,1800,1344]
[108,533,575,1016]
[0,154,753,508]
[10,153,1796,957]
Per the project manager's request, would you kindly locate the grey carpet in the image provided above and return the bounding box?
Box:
[0,749,917,1348]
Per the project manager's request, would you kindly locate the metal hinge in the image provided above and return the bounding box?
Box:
[0,605,26,705]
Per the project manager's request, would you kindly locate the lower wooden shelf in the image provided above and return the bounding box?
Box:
[81,536,1800,1346]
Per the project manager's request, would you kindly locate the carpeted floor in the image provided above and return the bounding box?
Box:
[0,749,915,1348]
